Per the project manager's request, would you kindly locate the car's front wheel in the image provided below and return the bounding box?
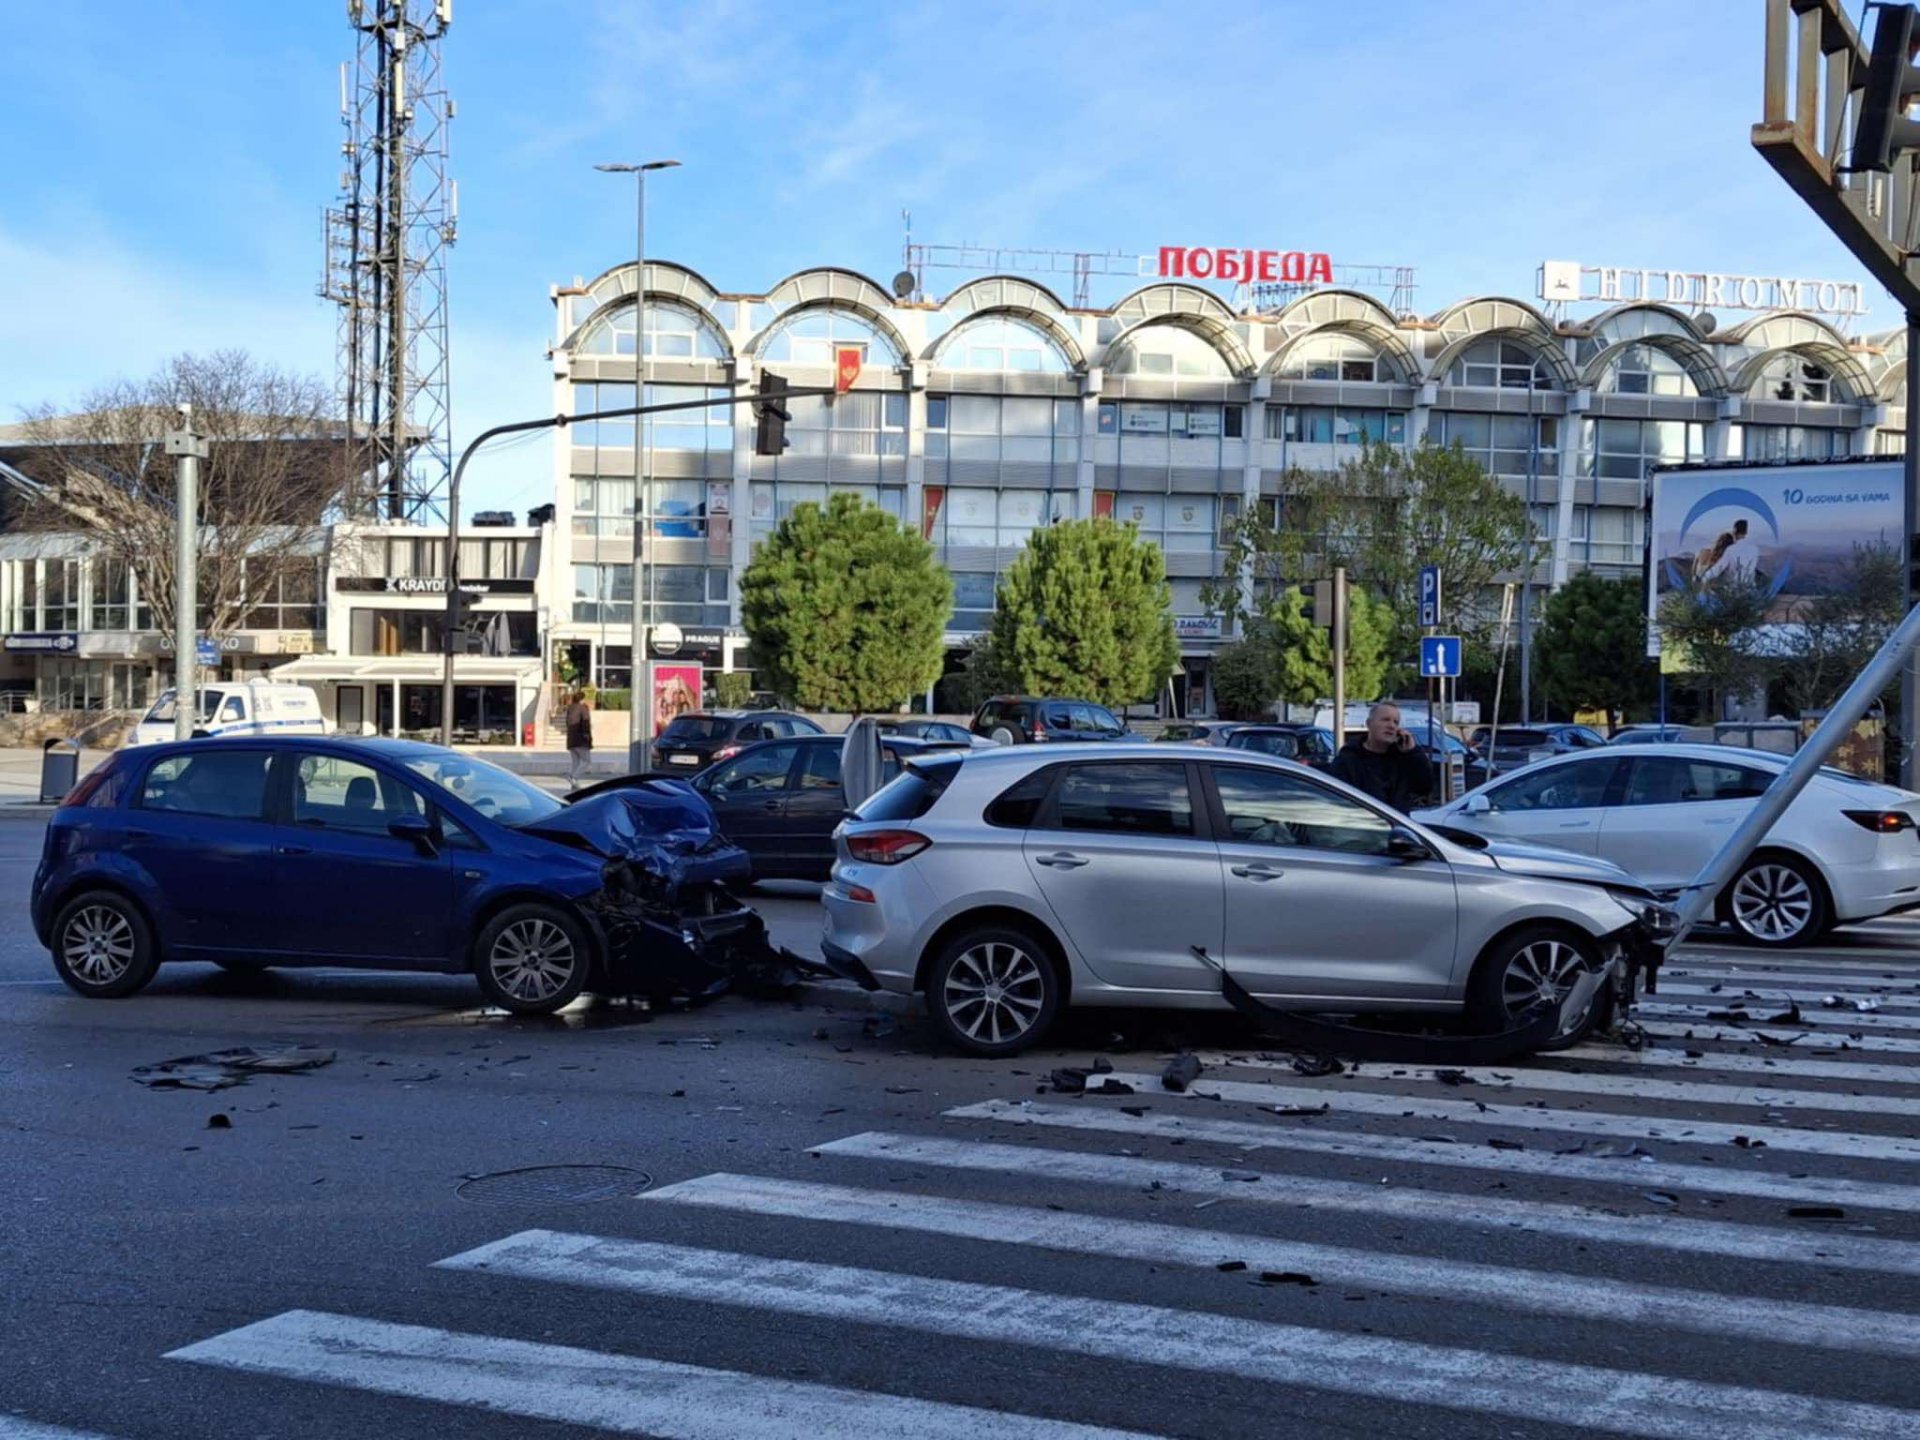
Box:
[1465,924,1605,1046]
[1722,852,1829,948]
[925,925,1061,1056]
[473,904,592,1015]
[50,890,159,999]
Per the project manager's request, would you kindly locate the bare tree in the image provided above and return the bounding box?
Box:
[8,352,364,650]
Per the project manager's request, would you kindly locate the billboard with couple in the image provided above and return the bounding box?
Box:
[1649,458,1901,629]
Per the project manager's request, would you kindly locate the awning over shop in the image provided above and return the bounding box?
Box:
[267,655,542,685]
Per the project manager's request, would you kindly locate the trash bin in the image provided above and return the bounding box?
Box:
[40,737,81,804]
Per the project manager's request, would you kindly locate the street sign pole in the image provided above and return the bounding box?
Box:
[164,407,209,743]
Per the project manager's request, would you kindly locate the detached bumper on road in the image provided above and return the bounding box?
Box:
[820,940,882,992]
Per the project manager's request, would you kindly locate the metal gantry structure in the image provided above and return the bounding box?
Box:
[321,0,457,524]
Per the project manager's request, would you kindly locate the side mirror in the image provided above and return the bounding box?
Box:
[1385,824,1432,861]
[388,813,440,855]
[1463,792,1492,816]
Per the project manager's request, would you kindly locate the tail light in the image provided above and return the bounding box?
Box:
[1031,721,1048,740]
[711,745,741,762]
[1843,809,1916,834]
[846,829,931,864]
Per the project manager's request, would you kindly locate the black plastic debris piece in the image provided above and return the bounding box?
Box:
[1290,1053,1344,1078]
[1119,1105,1150,1117]
[1220,1170,1261,1182]
[1754,1031,1803,1047]
[206,1113,232,1130]
[1788,1204,1846,1220]
[1704,1009,1750,1023]
[1731,1134,1767,1149]
[1486,1137,1525,1151]
[1641,1191,1680,1208]
[1820,995,1843,1009]
[1270,1103,1330,1118]
[1685,1049,1705,1059]
[1088,1078,1135,1095]
[1091,1057,1114,1075]
[132,1046,336,1092]
[1216,1260,1248,1272]
[883,1085,920,1095]
[1432,1068,1473,1086]
[862,1014,897,1040]
[1762,1002,1803,1026]
[1258,1271,1318,1287]
[1161,1053,1204,1092]
[1048,1067,1091,1095]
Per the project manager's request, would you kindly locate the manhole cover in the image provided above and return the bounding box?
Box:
[456,1165,650,1206]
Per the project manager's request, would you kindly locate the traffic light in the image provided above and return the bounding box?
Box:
[1854,3,1920,171]
[754,370,793,457]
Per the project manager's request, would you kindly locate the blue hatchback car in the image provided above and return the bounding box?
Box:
[31,737,773,1013]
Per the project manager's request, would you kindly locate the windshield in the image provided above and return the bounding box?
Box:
[144,689,223,725]
[403,752,565,826]
[662,715,730,740]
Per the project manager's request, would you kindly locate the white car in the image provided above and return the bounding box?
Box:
[1415,742,1920,947]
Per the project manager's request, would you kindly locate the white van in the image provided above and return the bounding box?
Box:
[126,682,331,747]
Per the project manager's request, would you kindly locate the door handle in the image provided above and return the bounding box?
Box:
[1035,851,1089,869]
[1557,821,1591,829]
[1230,862,1284,881]
[277,844,311,856]
[761,799,783,811]
[127,828,154,841]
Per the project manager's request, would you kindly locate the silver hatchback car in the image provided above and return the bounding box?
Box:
[820,744,1671,1056]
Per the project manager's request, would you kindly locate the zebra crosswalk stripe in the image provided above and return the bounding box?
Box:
[436,1230,1920,1440]
[166,1309,1150,1440]
[0,1419,124,1440]
[642,1171,1920,1358]
[822,1129,1920,1272]
[1100,1072,1920,1160]
[1654,982,1920,1011]
[1638,1001,1920,1032]
[1552,1042,1920,1085]
[1187,1054,1920,1117]
[1635,1020,1920,1054]
[943,1099,1920,1213]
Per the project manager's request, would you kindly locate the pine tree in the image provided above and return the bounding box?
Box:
[739,493,951,712]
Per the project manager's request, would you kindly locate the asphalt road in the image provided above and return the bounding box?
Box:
[2,810,1918,1440]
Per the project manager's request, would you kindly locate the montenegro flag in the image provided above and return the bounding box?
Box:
[835,346,863,394]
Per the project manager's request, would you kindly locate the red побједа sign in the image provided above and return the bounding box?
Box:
[1158,247,1332,284]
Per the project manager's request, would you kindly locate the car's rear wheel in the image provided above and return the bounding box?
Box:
[925,925,1061,1056]
[1465,924,1603,1044]
[1721,852,1829,948]
[474,904,592,1015]
[50,890,159,999]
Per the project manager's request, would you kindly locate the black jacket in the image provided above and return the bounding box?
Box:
[1328,737,1435,813]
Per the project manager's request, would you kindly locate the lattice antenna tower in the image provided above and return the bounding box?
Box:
[321,0,457,524]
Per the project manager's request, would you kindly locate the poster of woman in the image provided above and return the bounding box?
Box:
[650,663,702,737]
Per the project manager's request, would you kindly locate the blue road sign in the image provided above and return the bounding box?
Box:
[1419,566,1441,629]
[195,639,219,667]
[1420,635,1462,679]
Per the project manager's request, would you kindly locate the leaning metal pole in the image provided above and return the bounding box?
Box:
[1669,595,1920,945]
[1904,314,1919,787]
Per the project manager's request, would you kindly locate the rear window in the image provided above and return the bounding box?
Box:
[662,716,729,740]
[1491,729,1552,747]
[985,767,1055,828]
[856,756,963,822]
[138,750,272,821]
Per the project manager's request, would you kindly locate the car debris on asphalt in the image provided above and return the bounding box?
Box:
[131,1046,336,1092]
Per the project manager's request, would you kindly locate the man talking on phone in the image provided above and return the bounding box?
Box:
[1329,701,1435,812]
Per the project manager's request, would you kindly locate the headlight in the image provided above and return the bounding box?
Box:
[1617,895,1678,938]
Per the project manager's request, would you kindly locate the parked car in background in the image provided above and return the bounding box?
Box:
[821,744,1669,1055]
[650,710,824,771]
[31,738,777,1014]
[1415,742,1920,947]
[876,717,995,749]
[1154,721,1244,746]
[1470,725,1579,775]
[1609,725,1689,746]
[581,732,963,882]
[127,682,330,747]
[970,696,1130,746]
[1222,723,1337,770]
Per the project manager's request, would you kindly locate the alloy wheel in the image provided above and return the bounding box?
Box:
[487,917,578,1004]
[1500,937,1584,1018]
[943,941,1046,1046]
[1730,863,1815,942]
[63,906,136,987]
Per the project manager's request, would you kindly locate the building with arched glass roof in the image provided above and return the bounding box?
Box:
[545,259,1907,716]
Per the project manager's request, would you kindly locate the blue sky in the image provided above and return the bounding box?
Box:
[0,0,1885,515]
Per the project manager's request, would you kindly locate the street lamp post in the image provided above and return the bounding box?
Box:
[595,159,679,774]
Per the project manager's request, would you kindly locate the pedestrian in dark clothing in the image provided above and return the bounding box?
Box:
[565,690,593,790]
[1329,701,1435,812]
